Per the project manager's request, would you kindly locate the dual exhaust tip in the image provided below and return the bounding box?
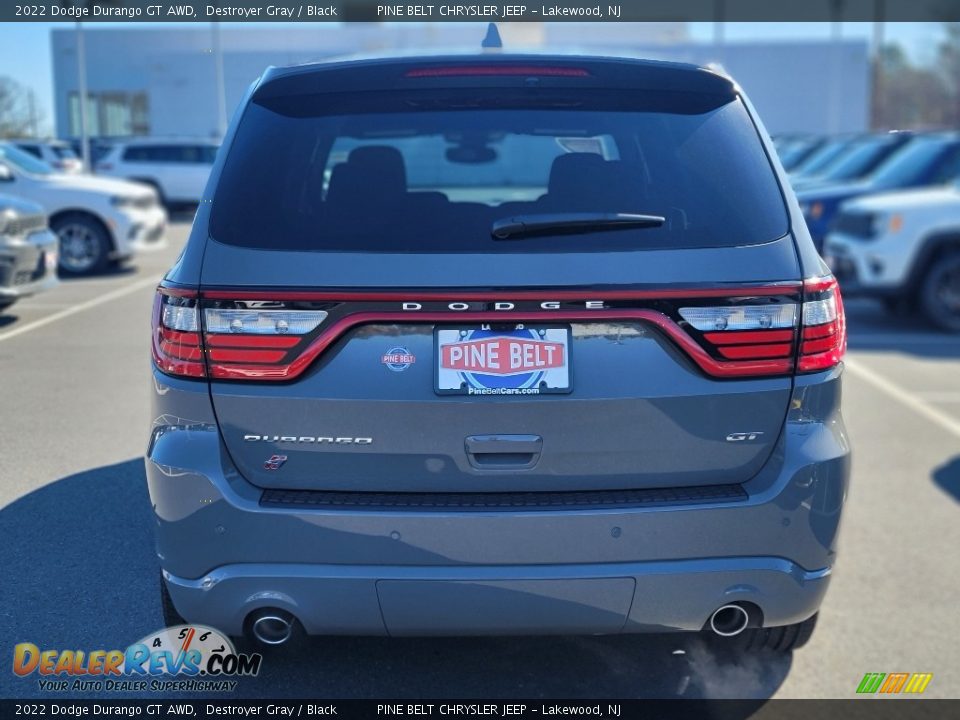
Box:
[250,609,296,645]
[708,603,752,637]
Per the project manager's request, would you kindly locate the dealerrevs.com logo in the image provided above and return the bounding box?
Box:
[13,625,262,693]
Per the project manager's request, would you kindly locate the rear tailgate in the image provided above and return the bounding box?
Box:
[200,239,800,492]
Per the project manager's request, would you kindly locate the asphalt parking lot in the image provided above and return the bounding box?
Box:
[1,221,958,701]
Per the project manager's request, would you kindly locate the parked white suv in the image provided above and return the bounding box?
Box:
[95,138,218,206]
[824,185,960,331]
[11,139,84,174]
[0,143,167,275]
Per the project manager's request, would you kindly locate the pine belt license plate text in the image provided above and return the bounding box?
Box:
[435,325,572,396]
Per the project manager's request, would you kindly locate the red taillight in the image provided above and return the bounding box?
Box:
[798,276,847,373]
[405,66,590,78]
[151,288,205,378]
[152,288,332,380]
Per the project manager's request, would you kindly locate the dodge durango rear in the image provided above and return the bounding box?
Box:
[146,52,849,652]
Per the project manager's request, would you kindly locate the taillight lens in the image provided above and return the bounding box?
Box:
[679,302,798,369]
[203,306,328,377]
[798,276,846,373]
[152,289,330,379]
[151,289,204,378]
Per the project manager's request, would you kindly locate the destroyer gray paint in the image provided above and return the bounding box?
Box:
[148,53,849,637]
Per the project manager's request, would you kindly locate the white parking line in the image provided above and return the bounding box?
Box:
[0,276,160,345]
[844,358,960,440]
[913,391,960,403]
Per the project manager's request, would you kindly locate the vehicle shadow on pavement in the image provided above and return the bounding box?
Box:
[0,459,791,704]
[56,263,139,282]
[844,300,960,358]
[933,456,960,502]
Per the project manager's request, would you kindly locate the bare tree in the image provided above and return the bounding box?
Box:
[937,22,960,126]
[0,76,42,139]
[874,43,952,129]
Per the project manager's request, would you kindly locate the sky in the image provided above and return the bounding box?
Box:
[0,21,945,136]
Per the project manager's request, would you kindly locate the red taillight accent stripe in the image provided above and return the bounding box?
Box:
[803,323,837,340]
[206,334,302,349]
[801,336,839,355]
[159,340,204,362]
[208,348,289,364]
[207,310,793,381]
[405,66,590,78]
[703,330,794,345]
[717,344,793,360]
[160,329,200,345]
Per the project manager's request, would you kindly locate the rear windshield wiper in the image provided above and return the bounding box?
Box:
[491,212,666,240]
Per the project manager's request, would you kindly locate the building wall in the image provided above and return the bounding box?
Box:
[51,26,868,139]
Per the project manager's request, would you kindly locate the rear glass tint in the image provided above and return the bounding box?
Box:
[210,91,787,253]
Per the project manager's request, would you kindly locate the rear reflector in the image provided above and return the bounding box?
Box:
[405,66,590,78]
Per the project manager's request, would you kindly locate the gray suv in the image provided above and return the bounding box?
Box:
[147,54,850,652]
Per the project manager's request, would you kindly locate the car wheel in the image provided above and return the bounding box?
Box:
[160,576,186,628]
[53,213,111,275]
[920,251,960,332]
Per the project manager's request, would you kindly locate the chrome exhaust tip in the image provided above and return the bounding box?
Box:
[709,604,751,637]
[250,610,295,646]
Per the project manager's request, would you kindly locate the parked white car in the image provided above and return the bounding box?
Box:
[824,185,960,331]
[11,139,85,174]
[0,193,58,311]
[0,143,167,275]
[94,138,218,206]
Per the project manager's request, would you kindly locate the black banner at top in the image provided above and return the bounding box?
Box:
[3,0,960,23]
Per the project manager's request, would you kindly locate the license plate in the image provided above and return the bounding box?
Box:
[435,325,572,396]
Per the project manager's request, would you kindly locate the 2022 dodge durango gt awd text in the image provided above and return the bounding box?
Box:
[146,54,850,652]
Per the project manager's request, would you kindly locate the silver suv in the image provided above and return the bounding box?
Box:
[147,53,850,652]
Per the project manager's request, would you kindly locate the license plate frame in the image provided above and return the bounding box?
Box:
[434,324,572,396]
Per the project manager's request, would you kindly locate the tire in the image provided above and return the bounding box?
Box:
[0,299,16,312]
[919,251,960,332]
[160,576,186,628]
[52,213,111,276]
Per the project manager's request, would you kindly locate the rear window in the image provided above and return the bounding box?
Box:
[211,90,787,253]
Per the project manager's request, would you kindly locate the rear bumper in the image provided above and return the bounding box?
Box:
[147,368,850,637]
[165,558,830,637]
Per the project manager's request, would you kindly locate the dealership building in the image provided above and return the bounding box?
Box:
[51,23,869,139]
